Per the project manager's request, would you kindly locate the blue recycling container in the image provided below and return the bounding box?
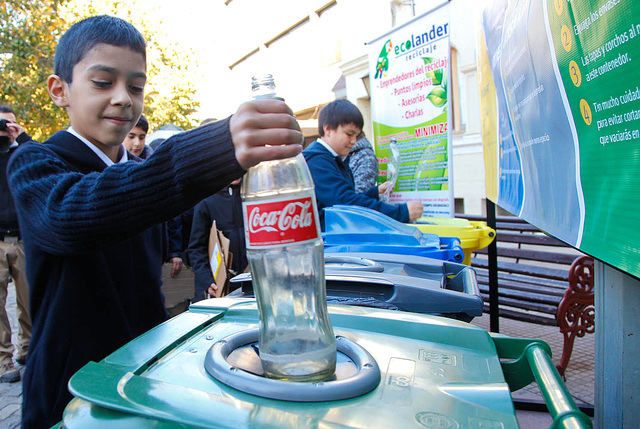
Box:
[323,205,464,263]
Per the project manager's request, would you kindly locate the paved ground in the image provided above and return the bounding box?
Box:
[0,283,594,428]
[0,283,24,429]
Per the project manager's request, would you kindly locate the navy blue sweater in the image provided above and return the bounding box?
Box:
[7,119,243,428]
[303,141,409,229]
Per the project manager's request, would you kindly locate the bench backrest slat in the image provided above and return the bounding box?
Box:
[494,222,540,232]
[472,257,569,281]
[474,271,568,295]
[475,247,578,265]
[497,231,567,247]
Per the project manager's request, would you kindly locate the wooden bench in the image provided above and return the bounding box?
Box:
[460,214,594,375]
[460,214,580,325]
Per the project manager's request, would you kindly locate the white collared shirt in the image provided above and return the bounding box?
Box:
[317,138,346,160]
[67,127,128,166]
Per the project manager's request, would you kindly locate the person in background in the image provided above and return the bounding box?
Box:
[347,131,379,193]
[0,105,32,383]
[188,178,246,301]
[123,114,152,159]
[123,118,183,285]
[148,127,194,289]
[178,116,218,273]
[303,99,423,229]
[7,15,303,427]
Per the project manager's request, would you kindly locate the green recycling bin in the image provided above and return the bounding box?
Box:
[59,298,591,428]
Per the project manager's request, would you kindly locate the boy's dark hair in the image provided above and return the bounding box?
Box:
[54,15,146,83]
[0,105,15,114]
[136,115,149,133]
[318,99,364,136]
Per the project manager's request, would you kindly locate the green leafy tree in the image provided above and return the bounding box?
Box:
[0,0,70,140]
[65,0,200,131]
[0,0,199,140]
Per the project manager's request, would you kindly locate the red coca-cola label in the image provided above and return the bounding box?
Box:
[243,195,320,247]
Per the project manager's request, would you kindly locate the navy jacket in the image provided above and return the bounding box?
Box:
[168,207,194,265]
[303,141,409,229]
[0,132,32,235]
[188,185,247,301]
[8,120,243,428]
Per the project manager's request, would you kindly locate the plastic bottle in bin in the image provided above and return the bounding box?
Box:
[241,73,336,381]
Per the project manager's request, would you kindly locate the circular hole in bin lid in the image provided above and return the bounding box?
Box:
[324,255,384,272]
[204,329,381,402]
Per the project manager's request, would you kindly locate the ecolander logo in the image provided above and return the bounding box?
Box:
[393,22,449,57]
[374,22,449,80]
[374,40,393,79]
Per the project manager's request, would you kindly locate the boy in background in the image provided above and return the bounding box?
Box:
[122,114,152,158]
[8,15,302,427]
[303,99,423,229]
[188,178,247,301]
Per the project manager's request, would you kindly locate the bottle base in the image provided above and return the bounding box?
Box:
[262,365,336,382]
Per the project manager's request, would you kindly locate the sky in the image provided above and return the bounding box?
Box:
[150,0,306,120]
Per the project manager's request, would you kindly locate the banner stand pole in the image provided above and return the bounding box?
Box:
[486,198,499,333]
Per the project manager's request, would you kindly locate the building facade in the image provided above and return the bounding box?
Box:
[197,0,489,214]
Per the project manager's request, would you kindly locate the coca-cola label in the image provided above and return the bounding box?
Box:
[243,195,320,247]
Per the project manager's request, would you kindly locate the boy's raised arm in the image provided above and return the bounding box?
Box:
[8,102,303,256]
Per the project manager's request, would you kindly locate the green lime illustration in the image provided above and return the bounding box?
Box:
[427,87,447,107]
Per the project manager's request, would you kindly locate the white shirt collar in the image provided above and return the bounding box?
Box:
[9,141,18,149]
[318,138,344,159]
[67,127,128,166]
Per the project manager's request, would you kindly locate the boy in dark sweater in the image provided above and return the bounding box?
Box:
[7,15,302,428]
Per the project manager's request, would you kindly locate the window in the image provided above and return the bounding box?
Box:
[450,47,462,133]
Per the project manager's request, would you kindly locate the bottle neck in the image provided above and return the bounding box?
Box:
[251,74,280,100]
[252,91,283,101]
[253,92,281,100]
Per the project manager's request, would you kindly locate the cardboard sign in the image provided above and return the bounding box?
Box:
[208,221,231,297]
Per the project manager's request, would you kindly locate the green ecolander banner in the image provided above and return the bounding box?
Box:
[367,2,453,217]
[480,0,640,278]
